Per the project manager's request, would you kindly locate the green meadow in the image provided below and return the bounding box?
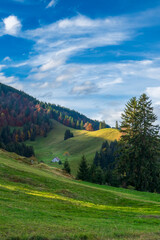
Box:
[0,149,160,240]
[27,120,121,174]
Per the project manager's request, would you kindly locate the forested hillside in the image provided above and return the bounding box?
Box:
[0,83,110,157]
[0,83,109,132]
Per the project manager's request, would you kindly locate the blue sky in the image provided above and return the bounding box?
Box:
[0,0,160,126]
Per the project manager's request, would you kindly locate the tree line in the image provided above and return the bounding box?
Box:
[0,126,34,157]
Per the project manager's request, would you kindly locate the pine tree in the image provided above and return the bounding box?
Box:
[115,121,119,129]
[80,120,84,129]
[63,160,71,174]
[117,94,160,192]
[102,120,106,129]
[77,155,89,181]
[95,166,104,185]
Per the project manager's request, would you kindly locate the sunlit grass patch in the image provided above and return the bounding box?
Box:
[0,183,160,216]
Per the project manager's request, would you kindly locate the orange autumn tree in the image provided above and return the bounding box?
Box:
[86,123,94,131]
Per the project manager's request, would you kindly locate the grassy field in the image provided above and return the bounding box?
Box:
[0,149,160,240]
[27,120,121,174]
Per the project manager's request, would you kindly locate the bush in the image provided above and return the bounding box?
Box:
[64,130,74,140]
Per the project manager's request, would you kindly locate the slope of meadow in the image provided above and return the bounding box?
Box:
[27,120,121,174]
[0,149,160,240]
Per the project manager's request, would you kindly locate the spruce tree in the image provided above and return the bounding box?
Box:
[115,121,119,129]
[117,94,160,192]
[63,160,71,174]
[94,151,100,166]
[77,155,89,181]
[95,166,104,185]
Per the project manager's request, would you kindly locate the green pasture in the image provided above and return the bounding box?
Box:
[0,149,160,240]
[27,120,121,174]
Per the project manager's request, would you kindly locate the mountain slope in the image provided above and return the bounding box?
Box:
[27,119,121,174]
[0,82,107,131]
[0,149,160,240]
[0,82,112,159]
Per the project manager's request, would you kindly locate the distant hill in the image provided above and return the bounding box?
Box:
[27,119,121,174]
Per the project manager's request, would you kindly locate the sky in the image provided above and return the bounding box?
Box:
[0,0,160,126]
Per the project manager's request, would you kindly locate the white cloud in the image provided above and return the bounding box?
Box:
[58,15,99,28]
[39,82,49,88]
[0,65,6,71]
[0,71,23,90]
[3,15,22,36]
[72,81,97,95]
[146,87,160,99]
[98,108,123,127]
[29,72,49,81]
[0,72,16,84]
[40,59,64,71]
[3,56,12,62]
[56,74,71,82]
[22,14,130,85]
[46,0,56,8]
[98,77,123,88]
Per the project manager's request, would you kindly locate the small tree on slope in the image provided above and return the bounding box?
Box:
[77,155,89,181]
[63,160,71,174]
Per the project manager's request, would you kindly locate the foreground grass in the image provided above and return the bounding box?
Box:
[27,120,121,174]
[0,149,160,240]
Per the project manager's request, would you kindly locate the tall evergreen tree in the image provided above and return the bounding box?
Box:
[117,94,160,192]
[77,155,89,181]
